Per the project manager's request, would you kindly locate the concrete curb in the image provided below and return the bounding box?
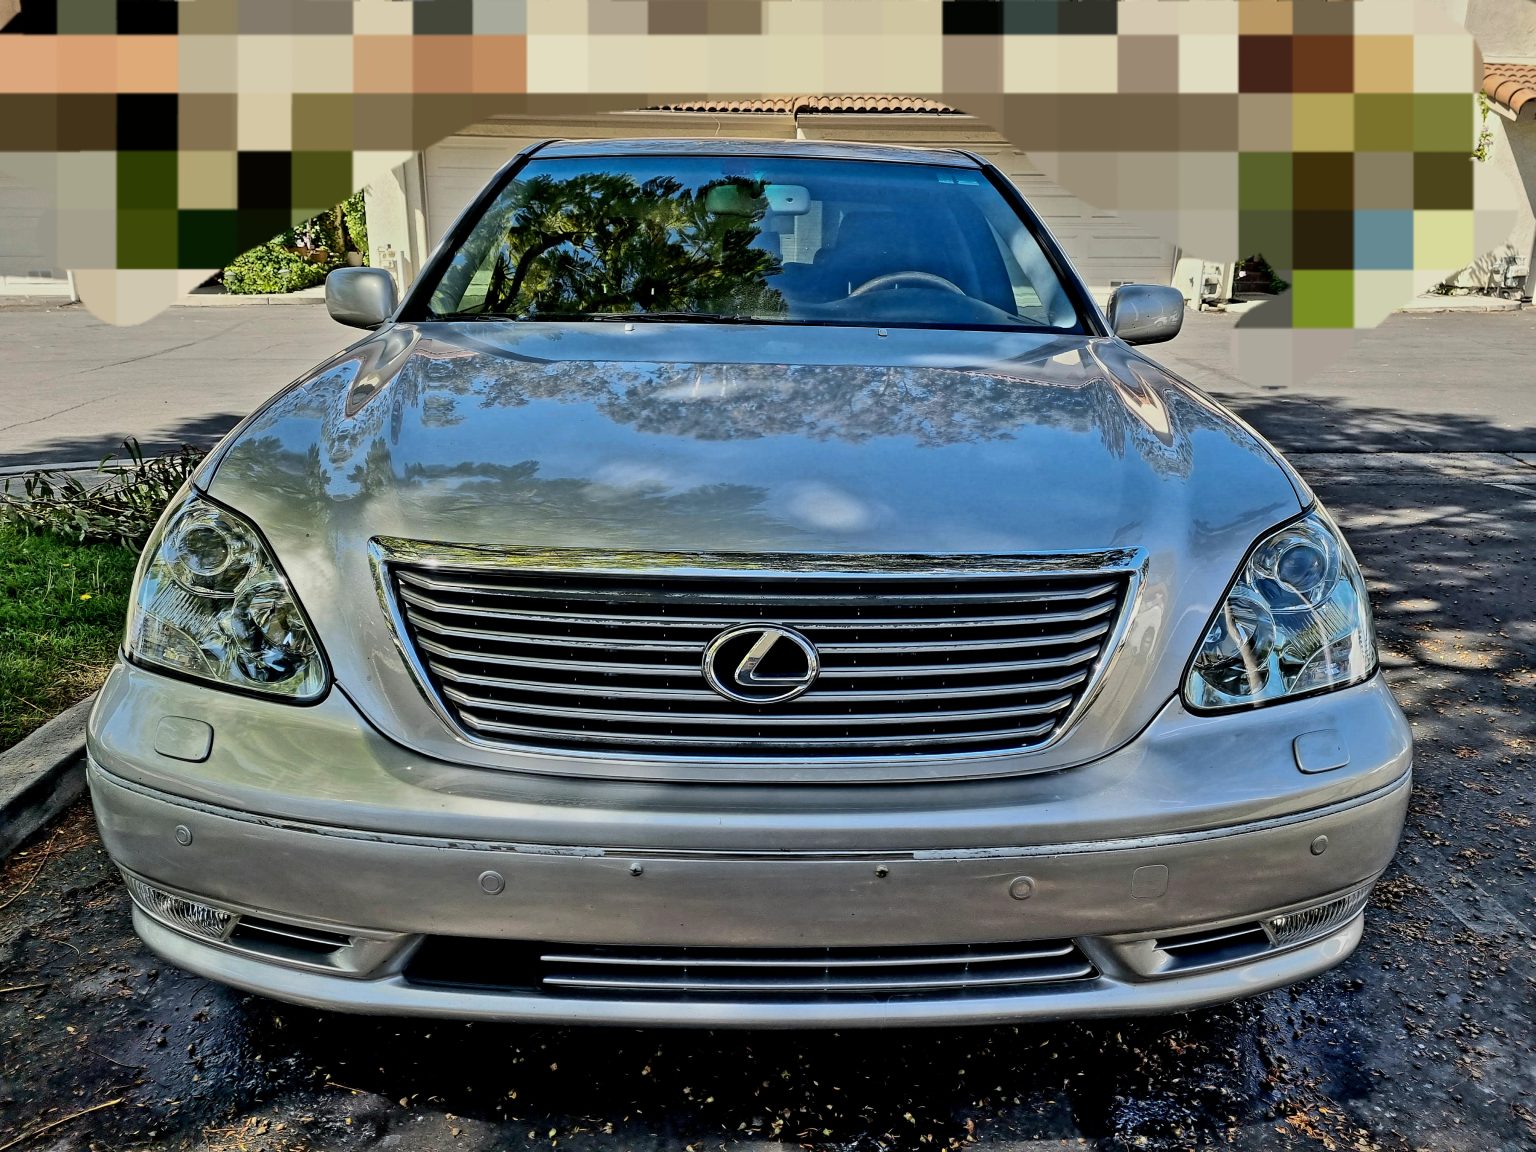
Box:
[0,296,78,311]
[0,695,94,860]
[1397,296,1523,314]
[175,290,326,308]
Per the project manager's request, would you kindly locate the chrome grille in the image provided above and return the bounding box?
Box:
[386,555,1132,759]
[405,938,1098,999]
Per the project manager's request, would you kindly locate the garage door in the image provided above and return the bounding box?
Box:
[797,118,1176,294]
[422,134,543,247]
[968,145,1176,293]
[0,169,67,294]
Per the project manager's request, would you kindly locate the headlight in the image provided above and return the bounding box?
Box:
[1183,509,1376,712]
[126,493,328,701]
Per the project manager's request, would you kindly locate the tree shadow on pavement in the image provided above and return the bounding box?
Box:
[1213,389,1536,457]
[0,413,244,470]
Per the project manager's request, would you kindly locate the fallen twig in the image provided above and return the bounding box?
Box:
[87,1046,144,1071]
[0,983,48,995]
[0,830,60,912]
[0,1098,125,1152]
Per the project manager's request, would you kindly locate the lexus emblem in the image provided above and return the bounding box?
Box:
[702,624,821,704]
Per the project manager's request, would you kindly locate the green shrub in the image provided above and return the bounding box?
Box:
[0,439,206,548]
[342,192,369,263]
[222,242,332,295]
[223,203,356,294]
[294,208,345,260]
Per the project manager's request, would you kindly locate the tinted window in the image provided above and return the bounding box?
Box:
[422,155,1083,331]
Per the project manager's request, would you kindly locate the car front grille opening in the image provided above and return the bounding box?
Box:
[1153,922,1273,971]
[387,560,1132,759]
[227,915,354,961]
[402,938,1099,1001]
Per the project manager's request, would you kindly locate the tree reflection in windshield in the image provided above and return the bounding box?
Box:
[472,173,787,320]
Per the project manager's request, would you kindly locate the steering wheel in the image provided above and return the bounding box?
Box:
[849,270,966,298]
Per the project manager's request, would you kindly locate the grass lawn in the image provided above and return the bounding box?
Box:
[0,525,140,752]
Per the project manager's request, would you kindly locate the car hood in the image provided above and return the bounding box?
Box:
[202,322,1306,782]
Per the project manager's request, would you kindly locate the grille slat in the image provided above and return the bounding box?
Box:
[814,624,1114,655]
[442,685,1078,726]
[398,585,1120,631]
[416,631,1107,678]
[399,568,1124,607]
[426,663,1091,702]
[389,557,1131,759]
[453,714,1061,749]
[418,635,696,674]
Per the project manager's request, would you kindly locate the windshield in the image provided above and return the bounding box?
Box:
[419,154,1085,332]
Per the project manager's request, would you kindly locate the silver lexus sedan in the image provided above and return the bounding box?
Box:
[87,139,1412,1028]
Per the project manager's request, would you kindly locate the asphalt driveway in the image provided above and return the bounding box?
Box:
[1,306,1533,1151]
[0,302,357,470]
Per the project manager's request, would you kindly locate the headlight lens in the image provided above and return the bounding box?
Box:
[127,494,328,701]
[1183,510,1376,712]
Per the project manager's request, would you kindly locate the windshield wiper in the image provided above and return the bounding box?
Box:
[559,311,757,324]
[429,311,517,322]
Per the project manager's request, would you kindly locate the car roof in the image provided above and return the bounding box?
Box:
[533,137,983,169]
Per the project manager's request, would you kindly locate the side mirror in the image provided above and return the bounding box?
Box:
[1107,284,1186,346]
[326,266,398,330]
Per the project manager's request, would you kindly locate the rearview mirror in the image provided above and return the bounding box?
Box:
[1107,284,1186,346]
[326,266,397,330]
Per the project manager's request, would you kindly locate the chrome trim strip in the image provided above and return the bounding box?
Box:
[234,919,353,950]
[1156,924,1268,952]
[540,967,1097,993]
[374,540,1144,577]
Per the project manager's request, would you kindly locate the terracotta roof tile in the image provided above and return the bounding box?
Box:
[1483,62,1536,121]
[647,95,959,115]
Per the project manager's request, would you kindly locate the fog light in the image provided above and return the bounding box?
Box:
[122,872,235,942]
[1263,885,1372,948]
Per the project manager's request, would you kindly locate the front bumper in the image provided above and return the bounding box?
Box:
[87,659,1412,1027]
[89,755,1409,1028]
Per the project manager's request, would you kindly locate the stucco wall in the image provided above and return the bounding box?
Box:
[1441,1,1536,292]
[363,158,432,295]
[1466,0,1536,61]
